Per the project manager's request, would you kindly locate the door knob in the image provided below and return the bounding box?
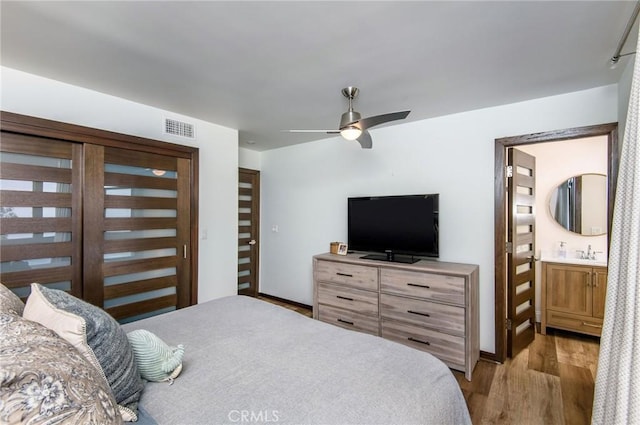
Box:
[248,240,257,246]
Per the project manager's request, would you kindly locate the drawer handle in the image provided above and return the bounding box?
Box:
[337,318,354,326]
[336,295,354,301]
[407,283,430,289]
[336,272,353,277]
[582,322,602,328]
[408,310,430,317]
[408,337,430,346]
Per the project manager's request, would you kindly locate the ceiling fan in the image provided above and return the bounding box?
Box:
[285,87,410,149]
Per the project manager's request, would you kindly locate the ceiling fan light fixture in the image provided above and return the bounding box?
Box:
[340,126,362,141]
[285,86,410,149]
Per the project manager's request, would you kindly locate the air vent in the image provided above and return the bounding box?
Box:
[164,118,195,138]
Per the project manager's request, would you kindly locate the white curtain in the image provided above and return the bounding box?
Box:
[591,24,640,425]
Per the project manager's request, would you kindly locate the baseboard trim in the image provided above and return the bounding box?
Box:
[480,350,501,363]
[258,292,312,311]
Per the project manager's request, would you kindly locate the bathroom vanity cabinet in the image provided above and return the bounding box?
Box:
[541,261,607,337]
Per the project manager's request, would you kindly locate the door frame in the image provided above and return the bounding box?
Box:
[492,123,619,363]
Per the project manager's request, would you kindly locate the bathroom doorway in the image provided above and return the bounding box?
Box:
[493,123,619,363]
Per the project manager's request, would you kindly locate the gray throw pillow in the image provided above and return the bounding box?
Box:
[23,283,145,421]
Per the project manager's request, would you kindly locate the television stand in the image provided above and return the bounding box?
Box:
[313,252,479,380]
[360,253,420,264]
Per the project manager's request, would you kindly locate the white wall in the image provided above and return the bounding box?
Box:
[1,67,239,303]
[259,85,618,354]
[239,147,262,170]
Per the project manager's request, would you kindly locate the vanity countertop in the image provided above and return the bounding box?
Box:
[540,251,607,267]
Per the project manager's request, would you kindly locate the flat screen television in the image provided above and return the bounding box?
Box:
[347,194,439,264]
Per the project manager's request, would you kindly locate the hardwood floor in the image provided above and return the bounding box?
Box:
[259,296,599,425]
[454,328,599,425]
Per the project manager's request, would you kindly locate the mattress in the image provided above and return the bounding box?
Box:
[122,295,471,425]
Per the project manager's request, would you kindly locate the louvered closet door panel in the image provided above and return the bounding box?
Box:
[94,147,191,323]
[238,169,259,296]
[0,133,82,299]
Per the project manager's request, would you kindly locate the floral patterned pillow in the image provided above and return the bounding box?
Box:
[23,283,145,421]
[0,283,24,316]
[0,313,122,425]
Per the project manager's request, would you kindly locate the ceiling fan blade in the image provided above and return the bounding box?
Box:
[356,130,372,149]
[355,110,411,130]
[283,130,340,134]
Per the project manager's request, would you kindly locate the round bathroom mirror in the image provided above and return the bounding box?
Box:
[549,173,607,236]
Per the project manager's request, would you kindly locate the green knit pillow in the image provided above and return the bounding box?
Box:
[127,329,184,383]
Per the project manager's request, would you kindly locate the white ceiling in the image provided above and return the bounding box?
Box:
[1,1,638,151]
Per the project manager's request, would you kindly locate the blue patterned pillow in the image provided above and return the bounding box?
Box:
[23,283,145,421]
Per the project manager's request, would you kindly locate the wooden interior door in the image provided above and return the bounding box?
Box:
[238,168,260,296]
[85,146,192,322]
[1,111,199,318]
[507,148,537,357]
[0,133,83,300]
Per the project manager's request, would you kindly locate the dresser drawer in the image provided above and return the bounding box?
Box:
[381,319,465,369]
[546,310,603,337]
[318,304,379,336]
[317,282,379,315]
[381,268,464,304]
[380,293,465,336]
[315,260,378,291]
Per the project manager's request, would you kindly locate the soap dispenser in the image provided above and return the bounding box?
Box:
[558,241,567,258]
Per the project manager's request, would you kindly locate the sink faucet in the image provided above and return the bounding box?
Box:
[577,245,602,260]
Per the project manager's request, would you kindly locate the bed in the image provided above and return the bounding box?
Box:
[121,295,471,425]
[1,282,470,425]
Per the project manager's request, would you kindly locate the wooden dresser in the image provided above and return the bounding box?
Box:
[313,252,479,380]
[541,261,608,337]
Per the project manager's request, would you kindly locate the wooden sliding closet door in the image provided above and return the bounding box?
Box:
[85,146,192,322]
[0,133,83,299]
[1,111,199,321]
